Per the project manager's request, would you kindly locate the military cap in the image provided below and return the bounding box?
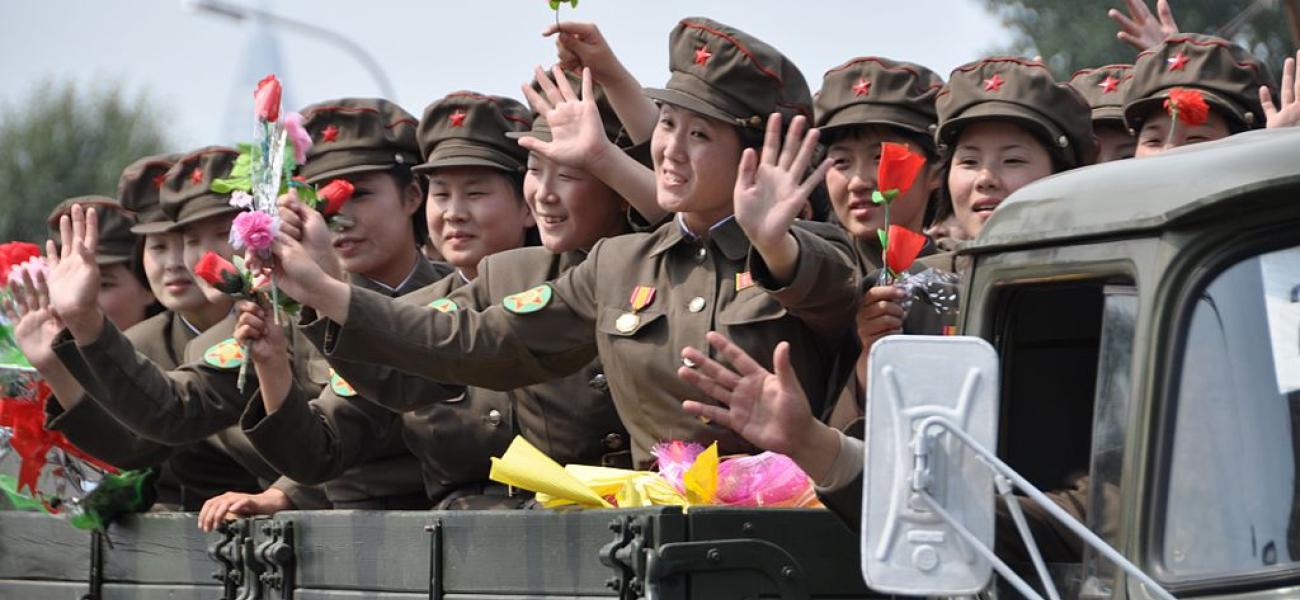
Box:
[509,70,628,146]
[936,57,1097,169]
[1124,34,1273,132]
[46,196,137,265]
[297,98,421,184]
[118,152,185,235]
[415,92,532,173]
[159,146,242,228]
[815,56,944,136]
[1068,64,1134,126]
[643,17,813,130]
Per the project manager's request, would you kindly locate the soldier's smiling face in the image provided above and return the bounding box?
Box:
[650,104,743,228]
[425,166,534,278]
[947,121,1054,239]
[824,125,938,241]
[180,213,236,304]
[524,153,625,253]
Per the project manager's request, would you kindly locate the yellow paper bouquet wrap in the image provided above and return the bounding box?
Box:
[488,436,822,509]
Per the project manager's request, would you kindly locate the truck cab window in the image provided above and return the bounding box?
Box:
[1161,244,1300,584]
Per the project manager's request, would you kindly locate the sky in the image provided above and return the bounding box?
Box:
[0,0,1010,149]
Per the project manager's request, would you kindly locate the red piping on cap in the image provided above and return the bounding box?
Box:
[679,21,783,85]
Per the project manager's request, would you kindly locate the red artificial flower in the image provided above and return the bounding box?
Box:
[254,74,282,123]
[874,142,927,204]
[884,225,927,275]
[1164,87,1209,127]
[193,251,244,295]
[0,242,42,282]
[317,179,355,217]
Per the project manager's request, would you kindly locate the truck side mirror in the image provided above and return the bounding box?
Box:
[861,335,999,596]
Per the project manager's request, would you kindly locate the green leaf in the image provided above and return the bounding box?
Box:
[210,176,252,194]
[877,228,889,250]
[549,0,560,9]
[568,0,578,7]
[296,184,319,209]
[871,190,886,205]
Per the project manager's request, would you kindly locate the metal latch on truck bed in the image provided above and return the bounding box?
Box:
[600,513,810,600]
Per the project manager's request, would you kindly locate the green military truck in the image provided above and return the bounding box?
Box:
[0,127,1297,599]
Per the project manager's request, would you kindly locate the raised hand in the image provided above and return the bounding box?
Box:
[46,205,105,341]
[518,66,615,170]
[1261,51,1300,129]
[1108,0,1179,52]
[277,192,342,280]
[544,21,620,82]
[677,331,820,457]
[734,114,830,282]
[197,487,292,532]
[2,267,62,368]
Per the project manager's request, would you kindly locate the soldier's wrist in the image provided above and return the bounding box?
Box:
[63,308,106,346]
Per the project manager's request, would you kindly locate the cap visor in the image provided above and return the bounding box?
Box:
[643,87,737,125]
[1123,88,1247,131]
[302,163,394,186]
[171,203,243,229]
[130,220,178,235]
[412,156,520,173]
[819,103,934,136]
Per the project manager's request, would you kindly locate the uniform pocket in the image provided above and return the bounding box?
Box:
[596,307,665,337]
[717,293,787,325]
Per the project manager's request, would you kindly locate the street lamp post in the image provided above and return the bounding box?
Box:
[186,0,398,101]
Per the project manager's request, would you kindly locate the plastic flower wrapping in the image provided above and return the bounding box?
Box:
[0,363,154,531]
[488,436,821,510]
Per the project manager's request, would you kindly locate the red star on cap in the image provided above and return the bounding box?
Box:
[152,173,166,188]
[852,78,871,97]
[321,125,340,142]
[1099,75,1120,94]
[1167,52,1190,71]
[983,74,1005,92]
[694,46,712,66]
[449,110,467,127]
[189,168,204,185]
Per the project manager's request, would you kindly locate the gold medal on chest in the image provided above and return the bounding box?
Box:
[615,312,641,333]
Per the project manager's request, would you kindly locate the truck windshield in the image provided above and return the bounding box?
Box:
[1162,244,1300,582]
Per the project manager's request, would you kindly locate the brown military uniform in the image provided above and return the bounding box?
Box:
[48,146,331,509]
[1123,34,1273,132]
[317,17,858,468]
[41,155,263,510]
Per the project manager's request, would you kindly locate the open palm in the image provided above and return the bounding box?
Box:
[733,114,829,251]
[46,205,101,322]
[518,66,611,169]
[3,270,63,368]
[678,332,815,457]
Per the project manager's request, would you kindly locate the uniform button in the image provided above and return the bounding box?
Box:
[486,409,503,427]
[696,247,707,261]
[589,372,609,392]
[603,433,624,450]
[682,357,697,368]
[688,297,706,313]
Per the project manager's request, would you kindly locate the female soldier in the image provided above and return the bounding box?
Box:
[8,155,269,510]
[257,17,860,469]
[198,98,456,527]
[811,57,946,430]
[237,92,545,511]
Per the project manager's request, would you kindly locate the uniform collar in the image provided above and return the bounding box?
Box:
[648,214,750,261]
[353,253,444,297]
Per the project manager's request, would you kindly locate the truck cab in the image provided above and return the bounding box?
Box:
[868,126,1300,598]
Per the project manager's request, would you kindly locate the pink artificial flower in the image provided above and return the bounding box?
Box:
[284,112,313,165]
[229,211,278,254]
[652,440,706,494]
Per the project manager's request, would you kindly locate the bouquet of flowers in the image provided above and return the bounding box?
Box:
[871,143,960,318]
[487,436,821,510]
